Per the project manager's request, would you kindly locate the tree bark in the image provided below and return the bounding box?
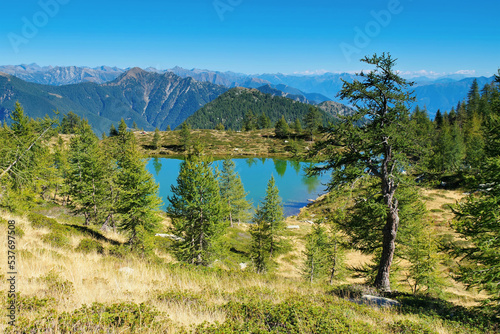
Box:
[374,188,399,292]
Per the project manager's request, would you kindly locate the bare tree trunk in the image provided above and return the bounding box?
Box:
[329,240,337,286]
[53,184,58,201]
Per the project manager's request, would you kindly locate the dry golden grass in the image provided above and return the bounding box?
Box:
[0,197,495,333]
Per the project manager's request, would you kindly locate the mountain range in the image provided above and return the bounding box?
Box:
[1,64,495,117]
[0,68,228,134]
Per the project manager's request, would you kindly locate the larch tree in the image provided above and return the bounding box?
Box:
[179,122,191,152]
[310,53,416,291]
[167,154,226,265]
[115,134,162,245]
[65,122,109,225]
[255,176,285,259]
[249,206,271,274]
[219,158,252,227]
[304,106,322,141]
[153,127,161,150]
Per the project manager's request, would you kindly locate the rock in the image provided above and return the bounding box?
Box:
[119,267,134,275]
[360,295,400,307]
[155,233,185,241]
[287,225,300,229]
[239,263,247,270]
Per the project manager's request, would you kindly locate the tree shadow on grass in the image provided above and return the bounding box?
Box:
[386,292,499,331]
[66,224,122,245]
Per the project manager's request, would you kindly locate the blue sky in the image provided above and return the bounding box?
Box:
[0,0,498,76]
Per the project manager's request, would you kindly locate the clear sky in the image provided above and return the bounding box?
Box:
[0,0,498,76]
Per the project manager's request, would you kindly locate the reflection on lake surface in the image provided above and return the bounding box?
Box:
[146,158,330,217]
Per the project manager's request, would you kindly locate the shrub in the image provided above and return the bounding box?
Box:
[109,244,130,258]
[28,212,59,230]
[5,302,161,333]
[75,238,104,254]
[41,231,70,248]
[330,284,380,299]
[13,294,55,312]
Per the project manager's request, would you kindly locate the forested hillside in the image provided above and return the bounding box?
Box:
[0,68,228,134]
[184,87,347,130]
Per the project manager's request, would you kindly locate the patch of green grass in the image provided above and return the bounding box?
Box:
[75,238,104,254]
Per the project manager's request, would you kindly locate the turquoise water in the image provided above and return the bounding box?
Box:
[146,157,330,217]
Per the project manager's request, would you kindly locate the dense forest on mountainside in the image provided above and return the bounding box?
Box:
[185,87,339,130]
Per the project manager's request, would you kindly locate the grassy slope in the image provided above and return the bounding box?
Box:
[0,189,498,333]
[133,129,314,158]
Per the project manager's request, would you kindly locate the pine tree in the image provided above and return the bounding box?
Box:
[115,135,162,245]
[153,127,161,149]
[304,106,322,141]
[132,121,138,130]
[215,123,225,131]
[294,118,303,134]
[179,122,191,151]
[274,116,290,138]
[435,110,443,129]
[60,112,83,134]
[167,155,226,265]
[467,79,481,116]
[258,112,271,129]
[167,125,171,131]
[219,159,252,226]
[118,118,127,136]
[243,110,257,131]
[109,124,118,137]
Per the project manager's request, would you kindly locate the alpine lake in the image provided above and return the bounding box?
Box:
[146,157,330,217]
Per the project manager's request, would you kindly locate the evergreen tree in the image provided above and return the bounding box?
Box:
[435,110,443,129]
[293,118,303,134]
[215,123,225,131]
[65,122,109,225]
[311,53,415,291]
[167,155,226,265]
[167,125,171,131]
[132,121,139,130]
[274,115,290,138]
[304,106,322,141]
[303,222,329,283]
[258,111,271,129]
[453,157,500,311]
[109,124,118,137]
[153,127,161,149]
[243,109,257,131]
[219,159,252,226]
[60,111,83,134]
[467,79,481,116]
[249,206,270,273]
[115,135,162,245]
[258,176,285,258]
[464,113,485,169]
[0,103,57,211]
[179,122,191,152]
[118,118,127,136]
